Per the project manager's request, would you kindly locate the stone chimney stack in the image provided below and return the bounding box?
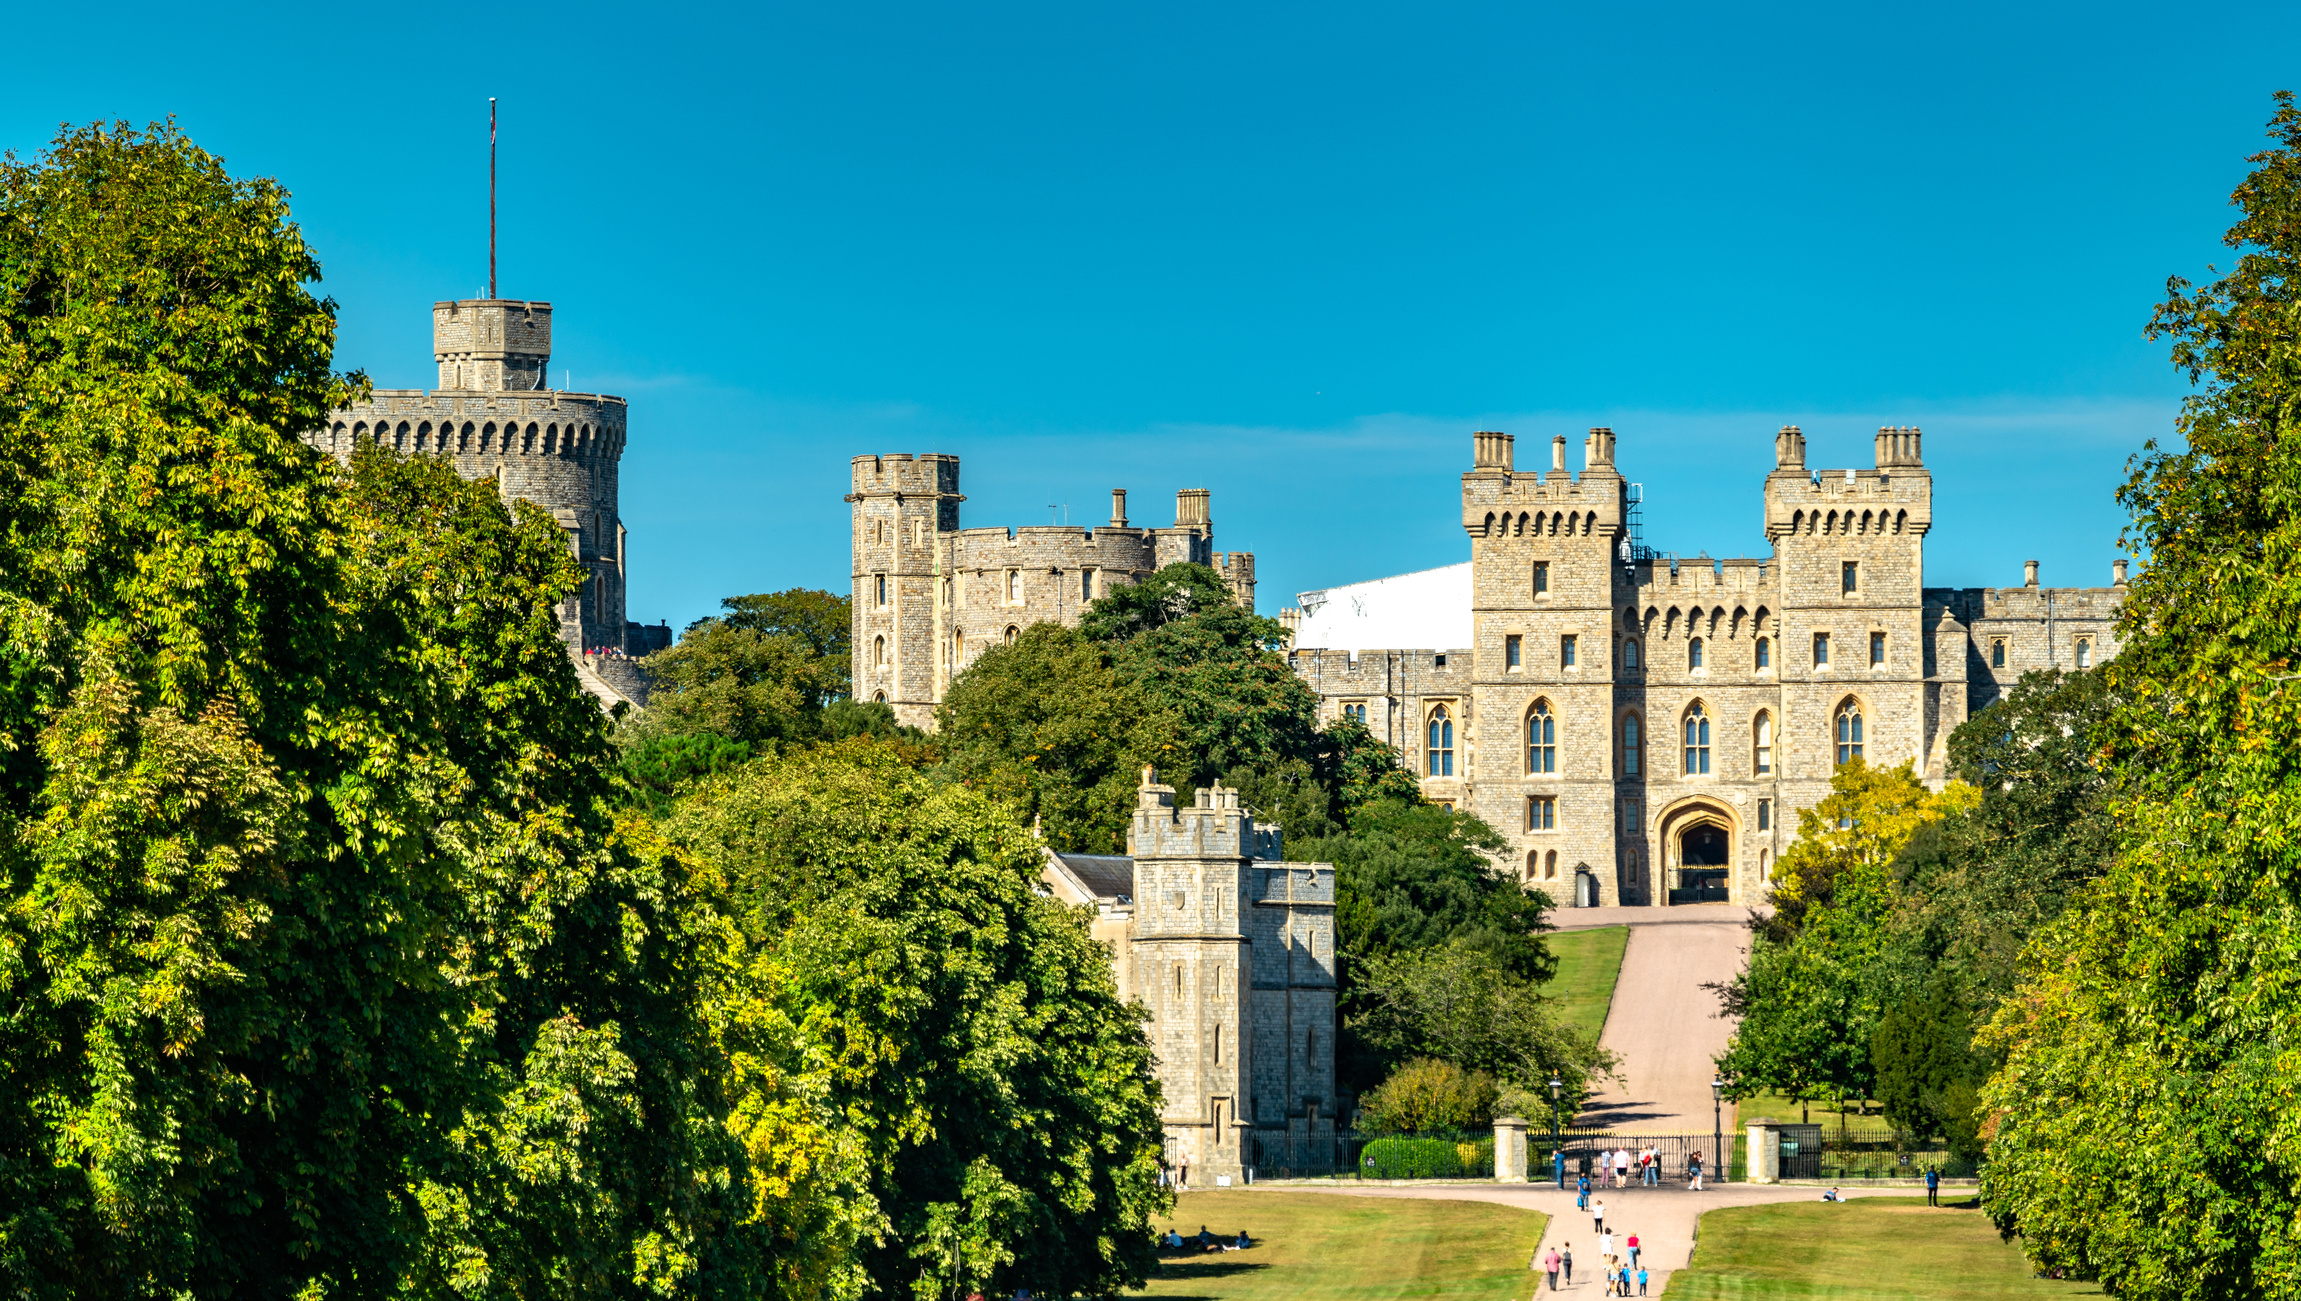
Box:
[1775,425,1806,470]
[1111,488,1128,528]
[1551,434,1567,473]
[1585,426,1616,467]
[1175,488,1211,529]
[2113,558,2129,586]
[2024,559,2040,588]
[1472,430,1514,470]
[1874,425,1923,468]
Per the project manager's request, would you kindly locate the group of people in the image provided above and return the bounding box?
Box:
[1533,1239,1648,1295]
[1160,1225,1250,1254]
[1574,1143,1703,1189]
[583,644,632,659]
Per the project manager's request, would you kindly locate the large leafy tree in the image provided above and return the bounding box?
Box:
[663,742,1168,1299]
[0,122,801,1300]
[1981,93,2301,1297]
[1712,761,1976,1113]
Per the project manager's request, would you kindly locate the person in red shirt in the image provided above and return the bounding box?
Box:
[1626,1232,1641,1269]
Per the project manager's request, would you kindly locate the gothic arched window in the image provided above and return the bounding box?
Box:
[1683,702,1711,775]
[1427,705,1454,777]
[1835,699,1865,765]
[1624,639,1641,669]
[1755,636,1771,669]
[1754,710,1773,775]
[1004,625,1020,647]
[1526,701,1556,774]
[1620,713,1642,776]
[873,635,886,668]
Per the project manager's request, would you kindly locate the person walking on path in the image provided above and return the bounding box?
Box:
[1626,1231,1639,1269]
[1555,1147,1567,1189]
[1577,1172,1591,1213]
[1686,1151,1704,1191]
[1540,1247,1560,1291]
[1637,1264,1650,1296]
[1599,1228,1613,1260]
[1592,1198,1607,1233]
[1641,1145,1658,1186]
[1614,1147,1631,1188]
[1562,1244,1574,1286]
[1926,1166,1940,1207]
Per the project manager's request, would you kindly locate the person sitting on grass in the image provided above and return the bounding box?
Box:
[1821,1187,1842,1202]
[1233,1230,1250,1250]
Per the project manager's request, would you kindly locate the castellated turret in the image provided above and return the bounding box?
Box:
[306,297,664,707]
[1126,770,1333,1181]
[848,452,1258,729]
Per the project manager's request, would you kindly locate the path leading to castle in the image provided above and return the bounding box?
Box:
[1245,1181,1897,1295]
[1556,905,1750,1135]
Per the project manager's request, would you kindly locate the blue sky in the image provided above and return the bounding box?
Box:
[6,2,2294,627]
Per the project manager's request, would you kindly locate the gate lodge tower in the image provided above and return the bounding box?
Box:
[1288,426,2126,909]
[309,298,670,706]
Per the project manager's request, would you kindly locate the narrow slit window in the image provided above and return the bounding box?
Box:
[1755,636,1771,669]
[1533,561,1550,596]
[1754,712,1773,775]
[1870,631,1887,666]
[1621,715,1641,775]
[1757,798,1772,831]
[1842,561,1859,593]
[1506,634,1523,669]
[1562,634,1578,667]
[1689,637,1705,669]
[1992,639,2006,668]
[1814,632,1831,666]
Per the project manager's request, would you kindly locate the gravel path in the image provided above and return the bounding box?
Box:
[1253,1180,1895,1296]
[1570,915,1749,1134]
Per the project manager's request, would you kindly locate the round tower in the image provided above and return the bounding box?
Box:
[307,297,656,693]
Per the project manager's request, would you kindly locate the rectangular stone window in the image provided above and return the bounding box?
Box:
[1813,632,1830,666]
[1755,636,1771,669]
[1562,634,1578,667]
[1758,798,1772,831]
[1006,569,1021,603]
[1992,639,2006,668]
[1527,795,1556,831]
[1843,561,1859,594]
[1871,631,1887,666]
[2076,638,2092,669]
[1081,568,1096,601]
[1506,634,1522,669]
[1621,799,1639,833]
[1533,561,1550,596]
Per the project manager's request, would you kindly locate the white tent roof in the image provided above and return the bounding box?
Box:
[1291,562,1471,652]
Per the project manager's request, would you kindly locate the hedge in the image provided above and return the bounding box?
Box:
[1360,1136,1495,1179]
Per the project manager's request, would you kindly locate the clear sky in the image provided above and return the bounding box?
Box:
[6,2,2295,628]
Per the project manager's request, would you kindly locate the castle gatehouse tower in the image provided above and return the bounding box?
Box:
[309,298,669,707]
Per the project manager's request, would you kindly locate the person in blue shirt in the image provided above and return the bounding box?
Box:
[1925,1166,1941,1207]
[1555,1147,1567,1188]
[1636,1264,1650,1295]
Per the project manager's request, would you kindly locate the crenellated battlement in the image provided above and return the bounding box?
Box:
[1130,770,1284,863]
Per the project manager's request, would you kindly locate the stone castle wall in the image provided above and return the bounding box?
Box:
[850,454,1255,728]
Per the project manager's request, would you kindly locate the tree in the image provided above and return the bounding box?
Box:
[0,121,810,1299]
[662,741,1168,1299]
[717,588,853,696]
[1075,562,1239,643]
[1354,1059,1501,1135]
[935,623,1176,853]
[1349,940,1614,1110]
[1980,93,2301,1297]
[641,621,845,746]
[1111,597,1317,794]
[1869,975,1987,1161]
[1712,761,1975,1112]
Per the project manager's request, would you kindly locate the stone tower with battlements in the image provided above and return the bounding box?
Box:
[1287,424,2125,910]
[307,297,670,707]
[849,453,1257,729]
[1123,770,1334,1182]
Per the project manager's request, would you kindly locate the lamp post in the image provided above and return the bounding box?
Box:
[1711,1075,1726,1185]
[1549,1075,1564,1188]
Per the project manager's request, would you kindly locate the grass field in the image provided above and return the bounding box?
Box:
[1732,1094,1897,1143]
[1663,1196,2102,1299]
[1138,1192,1546,1299]
[1544,926,1629,1043]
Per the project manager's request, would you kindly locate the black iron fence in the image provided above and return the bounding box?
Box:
[1244,1123,1967,1183]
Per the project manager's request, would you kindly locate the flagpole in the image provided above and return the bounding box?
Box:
[488,98,497,299]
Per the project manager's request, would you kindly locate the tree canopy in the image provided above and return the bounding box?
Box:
[1980,92,2301,1297]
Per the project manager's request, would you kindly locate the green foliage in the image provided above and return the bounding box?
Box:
[1980,93,2301,1298]
[717,588,853,695]
[0,120,841,1299]
[1324,712,1427,812]
[1713,761,1976,1108]
[642,619,844,746]
[1074,561,1239,643]
[1349,941,1614,1109]
[622,729,754,810]
[663,741,1169,1299]
[935,622,1174,853]
[1870,976,1988,1161]
[1112,597,1316,794]
[1354,1059,1500,1135]
[1358,1136,1495,1179]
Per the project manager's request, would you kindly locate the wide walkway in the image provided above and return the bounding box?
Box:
[1255,1178,1893,1295]
[1557,907,1750,1134]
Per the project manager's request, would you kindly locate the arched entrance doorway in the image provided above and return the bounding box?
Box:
[1656,799,1737,905]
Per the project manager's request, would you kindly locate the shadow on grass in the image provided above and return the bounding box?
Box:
[1154,1257,1272,1283]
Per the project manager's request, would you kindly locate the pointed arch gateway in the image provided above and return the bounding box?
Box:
[1655,795,1740,905]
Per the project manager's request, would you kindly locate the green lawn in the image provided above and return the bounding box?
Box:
[1733,1093,1897,1143]
[1136,1191,1545,1299]
[1544,926,1629,1043]
[1663,1196,2102,1299]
